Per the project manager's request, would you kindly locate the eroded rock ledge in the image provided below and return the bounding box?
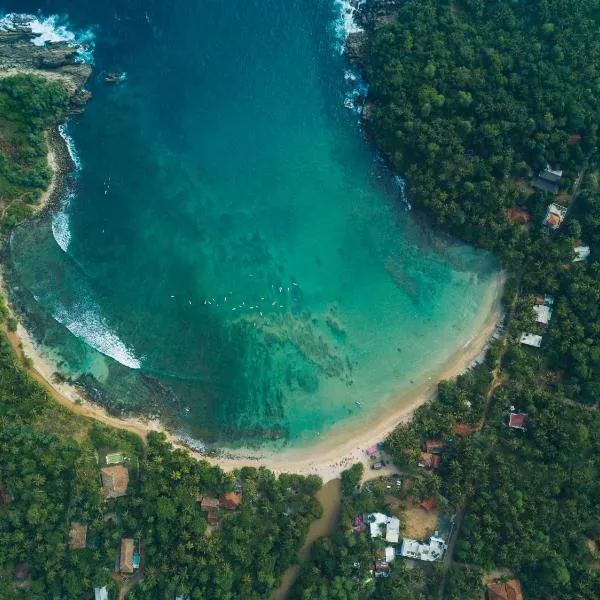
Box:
[0,26,92,113]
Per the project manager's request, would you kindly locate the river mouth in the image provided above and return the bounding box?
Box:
[5,1,499,449]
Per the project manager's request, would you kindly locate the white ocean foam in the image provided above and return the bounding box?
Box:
[333,0,365,53]
[51,207,72,253]
[58,123,82,171]
[176,433,207,452]
[51,124,81,254]
[394,175,412,210]
[53,303,141,369]
[0,13,96,63]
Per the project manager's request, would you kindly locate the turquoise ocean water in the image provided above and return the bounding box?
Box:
[2,1,498,448]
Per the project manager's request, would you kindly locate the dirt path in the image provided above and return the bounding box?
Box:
[272,479,342,600]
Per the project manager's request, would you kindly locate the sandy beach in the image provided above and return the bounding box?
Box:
[3,257,504,484]
[0,107,506,485]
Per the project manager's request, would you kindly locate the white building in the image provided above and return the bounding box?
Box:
[400,536,447,562]
[368,513,400,544]
[520,333,542,348]
[94,588,108,600]
[574,245,591,262]
[385,547,395,563]
[533,304,553,326]
[386,517,400,544]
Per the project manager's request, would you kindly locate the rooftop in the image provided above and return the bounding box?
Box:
[420,497,438,512]
[400,536,447,562]
[100,465,129,499]
[94,587,109,600]
[574,244,591,262]
[519,333,542,348]
[509,412,528,430]
[452,423,479,437]
[533,304,552,325]
[68,522,87,550]
[533,177,559,195]
[219,491,242,510]
[487,578,524,600]
[119,538,134,574]
[544,203,568,229]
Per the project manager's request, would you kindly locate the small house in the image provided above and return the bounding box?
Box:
[119,538,135,574]
[200,496,219,512]
[452,423,479,437]
[68,522,87,550]
[509,412,528,431]
[100,465,129,499]
[420,497,438,512]
[94,587,109,600]
[374,559,390,578]
[400,536,447,562]
[207,508,220,526]
[544,203,568,229]
[419,452,441,470]
[533,166,562,195]
[533,304,553,327]
[487,578,524,600]
[219,492,242,511]
[14,563,30,583]
[574,241,591,262]
[423,440,448,454]
[519,333,542,348]
[506,208,530,224]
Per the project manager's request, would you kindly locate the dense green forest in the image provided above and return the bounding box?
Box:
[5,0,600,597]
[0,74,69,230]
[323,0,600,598]
[0,327,322,599]
[364,0,599,252]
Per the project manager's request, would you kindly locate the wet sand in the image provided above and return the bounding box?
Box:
[2,268,503,484]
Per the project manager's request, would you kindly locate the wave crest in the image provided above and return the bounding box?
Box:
[0,12,96,63]
[53,303,141,370]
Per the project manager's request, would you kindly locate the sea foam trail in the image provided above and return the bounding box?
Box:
[0,13,96,63]
[1,14,139,370]
[51,124,82,254]
[53,303,141,370]
[333,0,365,53]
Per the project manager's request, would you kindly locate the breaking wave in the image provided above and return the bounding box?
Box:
[0,12,96,63]
[333,0,365,53]
[51,124,82,254]
[52,302,141,370]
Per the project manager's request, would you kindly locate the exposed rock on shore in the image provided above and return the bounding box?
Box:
[0,27,92,113]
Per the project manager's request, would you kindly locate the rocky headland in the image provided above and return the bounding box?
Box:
[0,23,92,114]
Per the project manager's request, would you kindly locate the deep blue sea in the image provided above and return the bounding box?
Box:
[1,1,498,448]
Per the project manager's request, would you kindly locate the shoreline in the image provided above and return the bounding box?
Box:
[3,249,504,483]
[0,68,506,485]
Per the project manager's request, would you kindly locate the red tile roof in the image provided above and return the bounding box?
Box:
[424,439,448,453]
[100,465,129,499]
[487,579,524,600]
[420,497,438,511]
[219,492,242,510]
[119,538,134,574]
[509,413,528,429]
[506,208,530,224]
[452,423,479,437]
[567,133,582,145]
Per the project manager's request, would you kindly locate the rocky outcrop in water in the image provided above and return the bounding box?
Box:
[0,26,92,113]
